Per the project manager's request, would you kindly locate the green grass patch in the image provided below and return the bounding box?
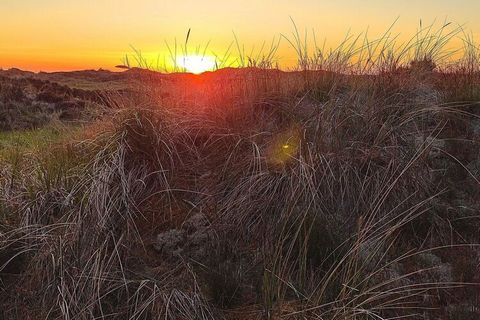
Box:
[0,125,80,157]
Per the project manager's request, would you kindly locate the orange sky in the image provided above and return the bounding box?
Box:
[1,0,479,72]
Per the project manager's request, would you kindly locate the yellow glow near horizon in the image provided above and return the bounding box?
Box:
[176,55,216,74]
[1,0,480,72]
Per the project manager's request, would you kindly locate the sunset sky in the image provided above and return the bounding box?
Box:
[1,0,479,72]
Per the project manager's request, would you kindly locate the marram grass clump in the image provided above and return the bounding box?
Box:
[1,23,480,319]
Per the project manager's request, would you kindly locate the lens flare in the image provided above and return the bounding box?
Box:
[266,128,301,167]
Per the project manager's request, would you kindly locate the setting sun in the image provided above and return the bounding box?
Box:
[176,55,216,74]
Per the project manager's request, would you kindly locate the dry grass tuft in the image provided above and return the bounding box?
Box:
[1,23,480,319]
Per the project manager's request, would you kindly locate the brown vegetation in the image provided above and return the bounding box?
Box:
[0,24,480,319]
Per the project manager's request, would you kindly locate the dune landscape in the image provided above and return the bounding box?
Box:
[1,1,480,319]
